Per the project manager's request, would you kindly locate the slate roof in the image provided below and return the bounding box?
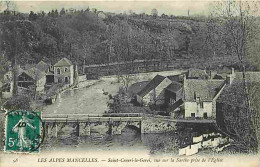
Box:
[167,74,184,83]
[234,72,260,82]
[165,81,182,93]
[187,68,209,79]
[36,61,50,72]
[54,58,72,67]
[217,72,260,108]
[137,75,166,97]
[184,79,225,101]
[128,81,150,96]
[25,67,46,80]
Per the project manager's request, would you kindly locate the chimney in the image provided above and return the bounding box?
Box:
[231,67,235,76]
[226,68,236,85]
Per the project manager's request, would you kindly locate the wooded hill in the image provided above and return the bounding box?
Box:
[0,9,259,72]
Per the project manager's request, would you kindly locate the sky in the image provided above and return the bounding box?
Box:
[2,1,215,16]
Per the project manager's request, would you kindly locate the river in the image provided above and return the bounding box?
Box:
[41,71,222,155]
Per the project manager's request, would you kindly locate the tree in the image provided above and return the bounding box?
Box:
[29,11,37,21]
[210,0,260,153]
[151,8,158,17]
[60,8,66,15]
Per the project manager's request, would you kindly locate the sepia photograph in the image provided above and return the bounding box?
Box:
[0,0,259,167]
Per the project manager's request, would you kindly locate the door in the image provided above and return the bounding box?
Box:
[203,112,208,119]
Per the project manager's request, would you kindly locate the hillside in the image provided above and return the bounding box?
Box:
[1,9,258,72]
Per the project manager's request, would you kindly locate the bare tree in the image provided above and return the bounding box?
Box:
[210,0,260,152]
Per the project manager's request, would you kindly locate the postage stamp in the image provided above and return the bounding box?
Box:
[4,110,42,153]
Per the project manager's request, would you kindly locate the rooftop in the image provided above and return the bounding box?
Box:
[187,68,209,79]
[128,81,150,96]
[165,81,182,93]
[54,58,72,67]
[217,72,260,108]
[36,60,50,72]
[25,67,46,80]
[137,75,166,97]
[184,79,224,101]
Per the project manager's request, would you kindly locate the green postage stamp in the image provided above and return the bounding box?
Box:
[4,110,42,153]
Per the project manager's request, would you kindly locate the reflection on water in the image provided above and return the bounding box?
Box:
[41,124,222,155]
[41,127,188,155]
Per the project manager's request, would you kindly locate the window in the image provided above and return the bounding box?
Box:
[170,98,175,104]
[65,68,68,72]
[57,68,61,75]
[65,77,69,83]
[200,102,204,108]
[191,113,195,117]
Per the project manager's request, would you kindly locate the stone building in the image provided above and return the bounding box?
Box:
[54,58,74,85]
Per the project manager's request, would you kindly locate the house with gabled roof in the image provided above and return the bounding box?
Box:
[54,58,74,85]
[36,60,52,73]
[137,75,171,105]
[164,81,183,106]
[26,67,46,92]
[36,60,54,84]
[136,74,184,106]
[186,68,209,80]
[183,78,226,119]
[17,67,46,92]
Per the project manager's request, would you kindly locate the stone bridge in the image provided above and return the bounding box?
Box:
[42,113,216,137]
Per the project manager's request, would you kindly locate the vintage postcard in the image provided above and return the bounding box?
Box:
[0,0,259,167]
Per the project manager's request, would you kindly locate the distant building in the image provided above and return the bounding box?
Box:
[17,67,46,92]
[136,75,174,105]
[25,67,46,92]
[186,68,209,80]
[97,11,107,19]
[36,60,54,84]
[54,58,74,85]
[35,60,53,73]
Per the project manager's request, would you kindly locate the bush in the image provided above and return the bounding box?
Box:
[4,95,32,111]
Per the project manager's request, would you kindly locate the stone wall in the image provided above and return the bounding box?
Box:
[141,116,177,133]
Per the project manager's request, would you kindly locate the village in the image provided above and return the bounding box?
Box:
[0,0,259,158]
[1,56,259,155]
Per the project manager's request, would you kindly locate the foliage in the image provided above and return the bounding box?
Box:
[0,8,236,70]
[4,95,32,111]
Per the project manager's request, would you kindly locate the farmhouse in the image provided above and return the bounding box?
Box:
[36,60,54,84]
[17,67,46,92]
[136,75,172,105]
[133,68,239,120]
[183,79,226,119]
[136,74,184,106]
[54,58,74,85]
[35,60,52,73]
